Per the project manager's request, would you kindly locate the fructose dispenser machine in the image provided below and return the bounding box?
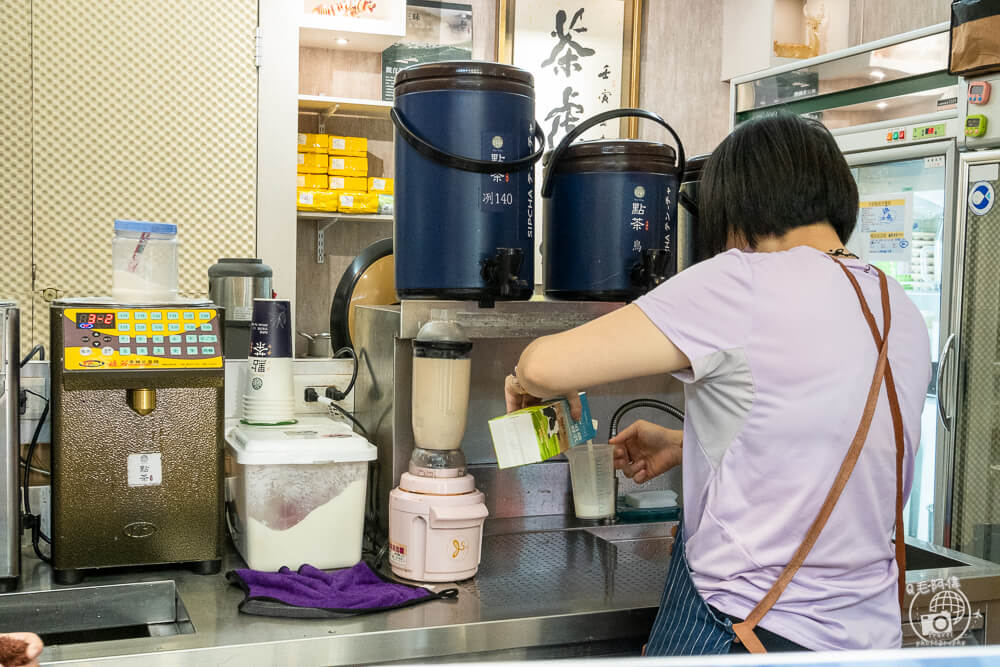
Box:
[49,299,225,584]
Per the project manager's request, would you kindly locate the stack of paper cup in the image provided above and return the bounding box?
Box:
[241,299,297,425]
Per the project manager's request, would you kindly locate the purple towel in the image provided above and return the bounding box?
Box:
[227,562,458,618]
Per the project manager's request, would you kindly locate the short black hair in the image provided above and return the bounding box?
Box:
[698,112,859,257]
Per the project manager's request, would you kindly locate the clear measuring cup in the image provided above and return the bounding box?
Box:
[565,443,616,519]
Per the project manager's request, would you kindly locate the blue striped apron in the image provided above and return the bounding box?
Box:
[645,521,735,656]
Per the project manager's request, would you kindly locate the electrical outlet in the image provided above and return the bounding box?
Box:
[294,373,354,415]
[29,485,51,536]
[21,377,47,420]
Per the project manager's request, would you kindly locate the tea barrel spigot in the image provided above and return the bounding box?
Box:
[631,248,671,291]
[480,248,526,306]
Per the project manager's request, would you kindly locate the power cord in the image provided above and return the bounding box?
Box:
[19,344,45,368]
[327,347,358,401]
[21,390,51,564]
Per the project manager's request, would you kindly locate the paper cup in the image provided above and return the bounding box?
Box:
[242,299,296,425]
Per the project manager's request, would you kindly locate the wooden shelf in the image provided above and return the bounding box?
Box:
[298,95,391,119]
[299,12,405,53]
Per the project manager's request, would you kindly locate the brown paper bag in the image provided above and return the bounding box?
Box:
[950,0,1000,76]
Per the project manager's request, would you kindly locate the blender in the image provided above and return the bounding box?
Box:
[388,316,488,582]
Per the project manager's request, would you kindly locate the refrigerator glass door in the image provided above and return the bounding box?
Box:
[949,151,1000,562]
[846,139,957,543]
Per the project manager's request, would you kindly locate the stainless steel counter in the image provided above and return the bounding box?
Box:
[10,520,670,666]
[6,518,1000,665]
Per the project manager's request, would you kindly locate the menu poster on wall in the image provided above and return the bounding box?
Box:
[382,1,474,101]
[857,191,914,263]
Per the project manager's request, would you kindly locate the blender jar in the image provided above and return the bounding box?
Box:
[411,317,472,451]
[112,219,179,302]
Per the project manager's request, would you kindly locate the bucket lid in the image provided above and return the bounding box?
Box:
[561,139,676,163]
[227,417,377,464]
[395,61,533,88]
[114,219,177,235]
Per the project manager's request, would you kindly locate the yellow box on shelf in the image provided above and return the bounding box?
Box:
[297,188,339,212]
[297,153,328,174]
[335,191,379,214]
[367,177,393,194]
[328,176,367,191]
[328,156,368,177]
[328,136,367,157]
[297,174,329,189]
[297,133,329,154]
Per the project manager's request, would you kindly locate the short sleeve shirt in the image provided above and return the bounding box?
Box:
[635,246,931,650]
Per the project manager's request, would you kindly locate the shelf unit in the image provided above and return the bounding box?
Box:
[299,212,394,264]
[299,10,405,52]
[298,94,391,124]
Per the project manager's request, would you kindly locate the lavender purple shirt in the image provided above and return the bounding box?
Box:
[635,247,931,650]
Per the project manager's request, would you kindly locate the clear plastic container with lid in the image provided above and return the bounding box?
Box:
[112,219,179,302]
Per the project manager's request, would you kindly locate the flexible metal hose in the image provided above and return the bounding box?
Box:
[609,398,685,440]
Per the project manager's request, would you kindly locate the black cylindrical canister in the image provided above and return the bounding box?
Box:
[677,154,710,273]
[541,109,685,302]
[391,62,545,305]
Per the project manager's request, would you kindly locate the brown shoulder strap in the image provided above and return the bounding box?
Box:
[733,262,905,653]
[835,264,908,609]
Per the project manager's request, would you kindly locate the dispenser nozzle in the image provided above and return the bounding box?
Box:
[128,388,156,416]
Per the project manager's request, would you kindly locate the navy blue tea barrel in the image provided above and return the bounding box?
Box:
[391,62,545,304]
[541,109,685,302]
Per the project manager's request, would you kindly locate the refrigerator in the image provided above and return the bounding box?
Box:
[945,149,1000,561]
[839,131,959,546]
[838,131,1000,563]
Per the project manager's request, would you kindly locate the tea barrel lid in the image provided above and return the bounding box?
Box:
[562,139,676,163]
[682,153,711,181]
[395,61,533,87]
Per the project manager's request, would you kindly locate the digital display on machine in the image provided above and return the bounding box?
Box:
[968,117,981,127]
[75,312,116,329]
[971,85,984,95]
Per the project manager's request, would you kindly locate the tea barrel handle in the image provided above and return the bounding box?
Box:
[541,108,686,199]
[390,107,545,174]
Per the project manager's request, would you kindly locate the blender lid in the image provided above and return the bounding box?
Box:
[413,318,472,355]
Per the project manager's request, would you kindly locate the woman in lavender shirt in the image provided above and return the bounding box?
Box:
[506,114,931,654]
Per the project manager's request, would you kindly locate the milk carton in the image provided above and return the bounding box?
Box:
[488,393,597,469]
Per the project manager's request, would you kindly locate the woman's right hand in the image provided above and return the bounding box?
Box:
[610,420,682,484]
